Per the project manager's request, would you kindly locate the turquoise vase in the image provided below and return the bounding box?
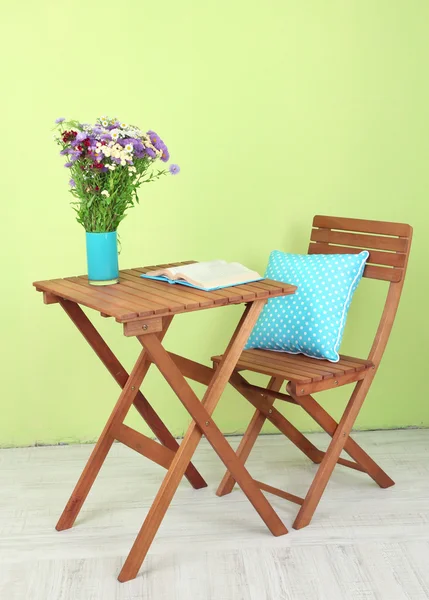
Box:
[85,231,119,286]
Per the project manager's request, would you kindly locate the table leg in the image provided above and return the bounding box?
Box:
[58,300,206,491]
[118,301,288,582]
[56,347,152,531]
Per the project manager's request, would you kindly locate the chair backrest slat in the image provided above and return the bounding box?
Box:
[308,242,406,268]
[313,215,411,237]
[309,215,412,283]
[308,215,413,366]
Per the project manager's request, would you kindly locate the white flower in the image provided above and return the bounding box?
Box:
[111,129,119,141]
[120,159,126,166]
[101,120,108,127]
[124,143,133,153]
[120,122,127,129]
[101,190,110,197]
[128,166,137,173]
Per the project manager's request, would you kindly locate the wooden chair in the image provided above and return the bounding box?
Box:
[212,215,413,529]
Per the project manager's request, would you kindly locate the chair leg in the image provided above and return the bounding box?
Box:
[216,376,284,497]
[287,385,394,489]
[293,377,375,530]
[230,372,323,463]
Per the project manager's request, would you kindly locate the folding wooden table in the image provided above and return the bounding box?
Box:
[34,262,296,582]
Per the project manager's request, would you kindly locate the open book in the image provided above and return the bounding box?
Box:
[141,260,263,291]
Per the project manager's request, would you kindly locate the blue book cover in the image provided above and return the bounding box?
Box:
[140,273,263,292]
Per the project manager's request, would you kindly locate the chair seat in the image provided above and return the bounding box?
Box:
[212,349,374,396]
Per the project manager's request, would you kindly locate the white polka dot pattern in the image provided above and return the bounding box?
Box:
[245,250,369,362]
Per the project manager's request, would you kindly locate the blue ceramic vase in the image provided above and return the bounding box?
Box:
[85,231,119,285]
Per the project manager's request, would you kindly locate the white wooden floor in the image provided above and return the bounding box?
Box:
[1,430,428,600]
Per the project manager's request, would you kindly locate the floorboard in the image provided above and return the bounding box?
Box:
[0,430,428,599]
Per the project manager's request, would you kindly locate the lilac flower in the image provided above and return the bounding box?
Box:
[70,151,80,162]
[64,162,73,168]
[55,117,65,124]
[145,147,156,159]
[160,144,170,162]
[76,131,87,142]
[100,133,112,142]
[92,126,103,135]
[59,148,69,156]
[69,178,76,188]
[101,166,109,172]
[119,138,137,148]
[169,164,180,175]
[147,130,164,151]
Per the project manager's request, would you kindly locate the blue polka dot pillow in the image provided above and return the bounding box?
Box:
[245,250,369,362]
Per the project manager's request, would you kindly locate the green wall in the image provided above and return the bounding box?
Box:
[1,1,428,447]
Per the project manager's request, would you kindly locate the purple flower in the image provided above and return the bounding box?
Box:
[70,151,81,162]
[169,164,180,175]
[145,147,156,159]
[160,144,170,162]
[147,130,165,151]
[92,126,103,135]
[55,117,65,124]
[100,133,112,142]
[69,178,76,188]
[64,162,73,168]
[76,131,87,142]
[101,166,109,172]
[59,148,69,156]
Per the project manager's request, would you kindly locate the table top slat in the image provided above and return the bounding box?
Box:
[70,276,171,316]
[117,273,188,312]
[34,261,296,322]
[34,279,135,319]
[124,270,202,310]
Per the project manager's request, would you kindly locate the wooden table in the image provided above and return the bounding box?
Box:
[34,261,296,582]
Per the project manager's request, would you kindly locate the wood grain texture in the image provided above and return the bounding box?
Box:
[34,261,296,323]
[212,349,373,393]
[1,430,428,600]
[312,214,412,237]
[309,215,412,283]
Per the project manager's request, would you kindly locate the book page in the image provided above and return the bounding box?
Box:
[173,261,261,288]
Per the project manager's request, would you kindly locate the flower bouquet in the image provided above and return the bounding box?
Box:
[54,116,179,285]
